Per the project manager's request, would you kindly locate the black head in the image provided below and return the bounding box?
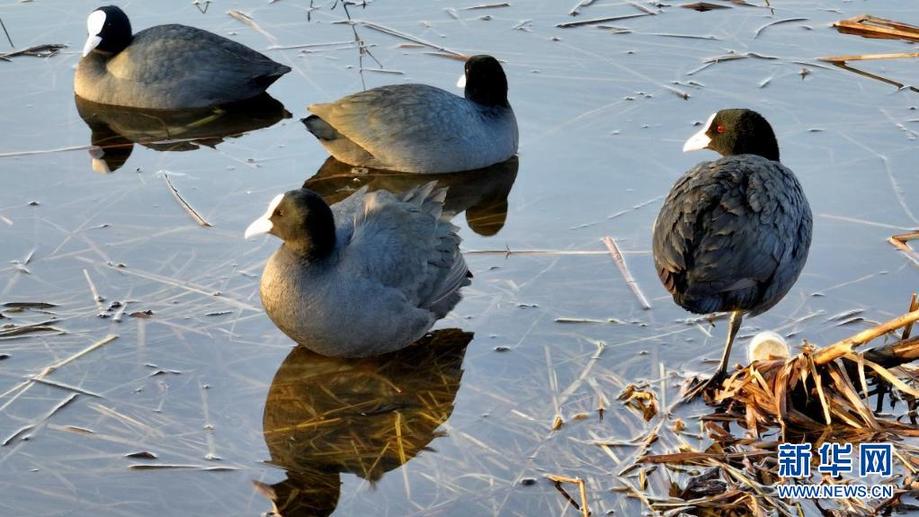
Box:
[463,55,509,108]
[245,189,336,260]
[683,109,780,161]
[83,5,133,57]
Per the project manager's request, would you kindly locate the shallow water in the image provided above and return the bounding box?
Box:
[0,1,917,515]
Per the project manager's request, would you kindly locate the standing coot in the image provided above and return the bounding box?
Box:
[75,5,291,109]
[245,183,470,357]
[652,109,812,398]
[302,55,517,173]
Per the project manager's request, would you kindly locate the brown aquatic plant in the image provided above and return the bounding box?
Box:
[633,294,919,515]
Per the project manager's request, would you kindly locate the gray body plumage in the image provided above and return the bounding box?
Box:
[259,184,470,357]
[652,155,812,316]
[305,84,518,173]
[75,24,290,109]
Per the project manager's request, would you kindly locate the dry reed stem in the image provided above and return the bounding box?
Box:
[833,14,919,42]
[814,307,919,365]
[0,43,65,60]
[0,334,118,409]
[101,262,259,311]
[161,173,213,227]
[602,236,651,310]
[354,20,466,57]
[903,293,919,339]
[227,10,279,45]
[556,13,651,28]
[0,144,91,158]
[754,17,808,39]
[628,2,657,16]
[852,354,919,397]
[828,61,919,94]
[2,393,78,446]
[27,377,102,398]
[0,16,11,48]
[865,336,919,367]
[820,51,919,63]
[889,232,919,267]
[462,2,510,9]
[546,474,590,517]
[82,269,105,313]
[568,0,596,16]
[466,248,645,256]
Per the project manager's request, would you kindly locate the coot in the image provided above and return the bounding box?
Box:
[302,55,517,173]
[652,109,812,397]
[75,5,291,109]
[245,183,470,356]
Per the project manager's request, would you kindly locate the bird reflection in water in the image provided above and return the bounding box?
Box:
[74,93,290,173]
[303,156,518,237]
[256,328,472,517]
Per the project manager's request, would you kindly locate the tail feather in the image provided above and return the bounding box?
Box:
[303,114,377,166]
[254,64,291,88]
[427,244,470,318]
[398,181,468,317]
[302,115,340,141]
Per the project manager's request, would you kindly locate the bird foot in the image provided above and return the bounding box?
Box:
[681,370,728,403]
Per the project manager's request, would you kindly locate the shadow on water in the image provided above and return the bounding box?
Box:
[74,93,290,173]
[256,329,472,517]
[304,156,519,237]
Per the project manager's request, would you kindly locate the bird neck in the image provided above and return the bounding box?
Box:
[729,112,781,161]
[465,80,510,109]
[739,140,780,162]
[282,237,332,262]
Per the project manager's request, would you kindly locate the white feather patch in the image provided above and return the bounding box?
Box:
[82,10,107,57]
[87,10,106,36]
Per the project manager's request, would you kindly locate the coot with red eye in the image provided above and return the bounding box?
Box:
[652,108,812,399]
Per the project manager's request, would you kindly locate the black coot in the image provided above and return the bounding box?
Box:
[244,183,470,357]
[652,109,812,397]
[75,5,291,109]
[302,55,517,173]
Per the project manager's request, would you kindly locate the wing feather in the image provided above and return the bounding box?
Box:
[652,155,811,314]
[335,183,470,314]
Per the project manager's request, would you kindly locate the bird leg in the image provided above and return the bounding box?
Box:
[716,310,743,377]
[682,310,744,401]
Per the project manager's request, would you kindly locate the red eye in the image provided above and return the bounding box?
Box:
[715,124,725,134]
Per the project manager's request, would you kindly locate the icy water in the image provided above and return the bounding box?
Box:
[0,1,917,515]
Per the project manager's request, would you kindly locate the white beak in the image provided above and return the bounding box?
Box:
[456,72,466,89]
[683,112,716,152]
[82,35,102,57]
[244,217,272,239]
[244,193,284,239]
